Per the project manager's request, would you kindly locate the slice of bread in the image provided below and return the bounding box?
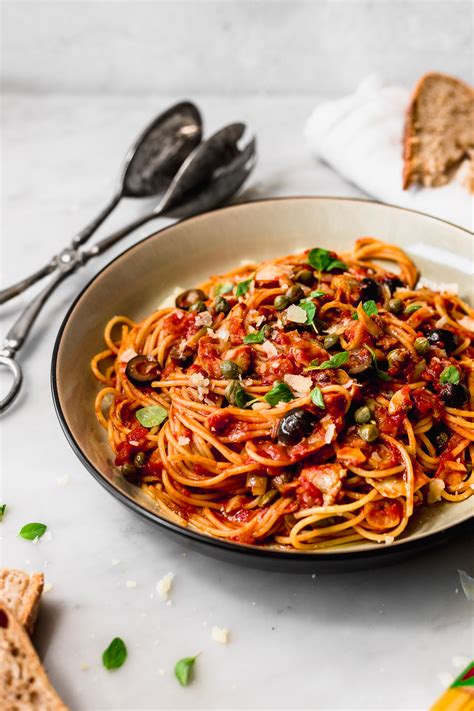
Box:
[0,604,69,710]
[0,569,44,635]
[403,72,474,192]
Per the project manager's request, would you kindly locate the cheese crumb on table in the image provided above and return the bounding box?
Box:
[157,572,175,601]
[125,580,137,589]
[211,626,230,644]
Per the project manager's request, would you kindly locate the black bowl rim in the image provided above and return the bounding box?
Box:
[51,195,474,563]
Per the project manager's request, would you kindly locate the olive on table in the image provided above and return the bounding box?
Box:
[220,360,242,380]
[354,405,372,424]
[359,277,381,302]
[414,336,430,355]
[175,288,207,310]
[439,382,469,407]
[274,295,291,311]
[169,345,194,368]
[215,296,231,315]
[358,423,379,442]
[285,284,305,304]
[388,298,403,315]
[294,269,313,286]
[277,408,318,445]
[425,328,458,353]
[125,355,161,386]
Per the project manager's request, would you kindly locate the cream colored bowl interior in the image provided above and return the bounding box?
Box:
[54,198,474,554]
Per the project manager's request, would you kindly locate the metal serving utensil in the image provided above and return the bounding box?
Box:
[0,124,257,413]
[0,101,203,305]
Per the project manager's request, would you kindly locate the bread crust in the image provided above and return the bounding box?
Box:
[403,72,474,190]
[0,568,44,635]
[0,604,69,710]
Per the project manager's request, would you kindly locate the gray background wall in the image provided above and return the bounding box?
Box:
[2,0,472,95]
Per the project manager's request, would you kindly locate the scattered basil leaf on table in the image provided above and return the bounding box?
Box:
[175,655,198,687]
[440,365,460,385]
[235,278,253,297]
[307,351,349,371]
[310,386,325,409]
[135,406,168,428]
[19,522,47,540]
[308,248,347,273]
[243,327,266,345]
[264,381,295,406]
[0,504,6,520]
[102,637,127,670]
[366,345,391,382]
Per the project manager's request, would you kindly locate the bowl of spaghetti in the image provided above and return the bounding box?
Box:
[52,197,474,570]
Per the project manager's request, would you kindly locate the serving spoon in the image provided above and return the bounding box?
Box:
[0,101,203,305]
[0,123,257,413]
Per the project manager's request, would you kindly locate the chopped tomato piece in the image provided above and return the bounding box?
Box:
[411,388,444,420]
[114,441,132,466]
[297,463,346,505]
[207,409,235,435]
[127,425,148,447]
[296,478,323,508]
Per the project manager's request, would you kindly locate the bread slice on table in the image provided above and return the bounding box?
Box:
[403,72,474,192]
[0,604,69,711]
[0,569,44,635]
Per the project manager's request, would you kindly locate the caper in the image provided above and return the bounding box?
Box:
[435,431,449,451]
[323,334,339,350]
[388,298,403,315]
[274,295,291,311]
[220,360,242,379]
[285,284,305,304]
[175,288,207,310]
[358,423,379,442]
[133,451,146,468]
[414,336,430,355]
[215,296,231,315]
[225,380,248,407]
[121,463,138,482]
[294,269,313,286]
[387,349,406,369]
[354,406,372,424]
[189,300,207,313]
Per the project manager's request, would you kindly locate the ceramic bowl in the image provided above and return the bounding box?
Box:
[52,197,474,571]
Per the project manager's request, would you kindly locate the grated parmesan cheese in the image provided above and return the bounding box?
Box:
[43,582,53,593]
[285,304,307,324]
[284,373,312,397]
[418,277,459,294]
[211,626,230,644]
[178,436,190,446]
[216,327,230,341]
[252,401,271,411]
[324,423,336,444]
[384,536,395,545]
[189,372,210,400]
[56,474,69,487]
[195,311,213,327]
[427,479,445,504]
[458,316,474,332]
[119,348,137,363]
[157,572,175,601]
[262,340,278,358]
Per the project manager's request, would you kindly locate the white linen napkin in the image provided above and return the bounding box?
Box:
[305,75,473,231]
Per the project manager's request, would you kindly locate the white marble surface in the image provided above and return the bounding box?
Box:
[1,94,472,711]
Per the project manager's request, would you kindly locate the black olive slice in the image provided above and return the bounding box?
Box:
[125,355,161,386]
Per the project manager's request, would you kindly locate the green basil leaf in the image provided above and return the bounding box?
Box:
[236,278,253,297]
[298,300,316,327]
[326,259,348,272]
[243,327,266,345]
[19,522,47,540]
[310,386,325,409]
[310,290,326,298]
[264,381,295,406]
[0,504,6,521]
[135,406,168,429]
[306,351,349,370]
[102,637,127,670]
[308,248,331,272]
[214,283,233,296]
[405,303,422,314]
[440,365,460,385]
[353,300,378,320]
[175,655,198,687]
[366,345,392,382]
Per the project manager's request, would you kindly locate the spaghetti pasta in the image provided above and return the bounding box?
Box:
[91,238,474,549]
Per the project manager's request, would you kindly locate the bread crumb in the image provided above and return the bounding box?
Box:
[211,626,230,644]
[157,572,175,601]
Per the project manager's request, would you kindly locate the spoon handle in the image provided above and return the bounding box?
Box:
[82,209,161,259]
[0,192,121,306]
